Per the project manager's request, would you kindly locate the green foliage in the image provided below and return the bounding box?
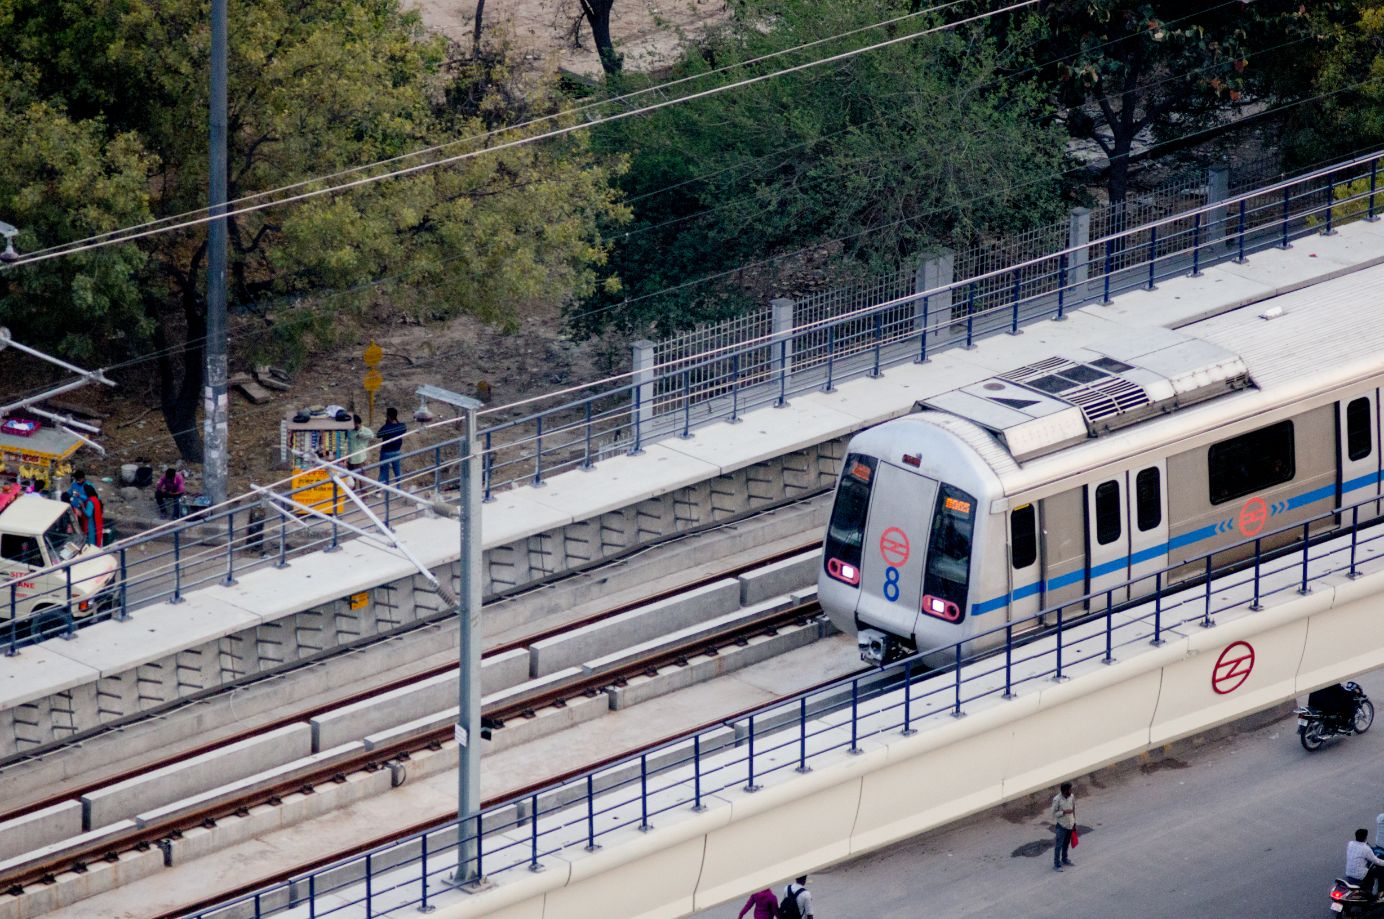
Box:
[0,1,626,458]
[0,63,154,362]
[1038,1,1312,202]
[572,0,1068,338]
[1283,2,1384,164]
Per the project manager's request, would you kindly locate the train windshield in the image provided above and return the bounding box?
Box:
[824,454,876,582]
[922,484,976,617]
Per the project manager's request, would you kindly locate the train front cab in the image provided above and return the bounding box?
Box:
[821,452,980,666]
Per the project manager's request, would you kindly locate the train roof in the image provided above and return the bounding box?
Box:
[907,260,1384,489]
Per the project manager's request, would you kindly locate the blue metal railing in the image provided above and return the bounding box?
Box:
[3,149,1382,649]
[190,495,1384,918]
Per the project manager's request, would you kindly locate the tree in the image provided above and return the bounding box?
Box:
[1038,1,1311,205]
[0,0,627,461]
[572,0,1067,337]
[0,64,154,365]
[1282,3,1384,164]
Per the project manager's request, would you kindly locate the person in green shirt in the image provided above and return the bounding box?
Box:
[346,414,375,483]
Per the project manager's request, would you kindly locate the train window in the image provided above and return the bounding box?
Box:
[1010,504,1037,569]
[1347,398,1372,461]
[1208,420,1296,505]
[824,454,877,577]
[1135,467,1162,532]
[923,484,976,618]
[1094,480,1121,545]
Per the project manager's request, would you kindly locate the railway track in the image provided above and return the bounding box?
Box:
[0,555,827,902]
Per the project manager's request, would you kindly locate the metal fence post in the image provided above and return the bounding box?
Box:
[1146,224,1158,290]
[680,371,692,439]
[693,734,704,811]
[1102,238,1114,304]
[433,446,442,493]
[117,547,129,621]
[1103,590,1114,664]
[849,678,861,753]
[277,513,289,568]
[582,401,594,469]
[871,312,883,377]
[483,432,494,500]
[1056,253,1069,320]
[1003,624,1014,698]
[171,528,185,604]
[1009,268,1021,334]
[1202,554,1214,627]
[1349,505,1362,579]
[1324,176,1336,235]
[529,793,542,871]
[1191,211,1203,277]
[777,339,789,407]
[745,715,760,792]
[1236,199,1247,263]
[639,754,652,830]
[964,282,976,348]
[532,415,545,486]
[952,644,965,717]
[798,697,813,770]
[327,479,340,551]
[903,660,918,731]
[586,774,600,850]
[1299,522,1311,594]
[730,352,743,422]
[823,326,836,393]
[773,297,794,407]
[223,512,237,586]
[1370,160,1379,221]
[365,852,373,919]
[1151,572,1164,645]
[419,835,429,912]
[1251,538,1263,610]
[7,585,17,656]
[918,295,930,362]
[1280,186,1292,249]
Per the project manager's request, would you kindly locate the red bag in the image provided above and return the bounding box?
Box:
[1071,828,1080,847]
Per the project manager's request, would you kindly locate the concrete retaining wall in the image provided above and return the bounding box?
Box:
[421,565,1384,919]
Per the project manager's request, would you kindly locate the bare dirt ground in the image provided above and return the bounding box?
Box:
[409,0,727,77]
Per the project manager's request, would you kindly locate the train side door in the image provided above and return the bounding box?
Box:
[1007,502,1042,621]
[857,463,936,642]
[1126,462,1169,596]
[1085,475,1130,604]
[1338,391,1381,519]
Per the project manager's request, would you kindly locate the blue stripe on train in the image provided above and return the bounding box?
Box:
[970,474,1380,617]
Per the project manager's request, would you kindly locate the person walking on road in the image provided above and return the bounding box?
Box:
[780,876,813,919]
[376,407,406,487]
[1052,782,1076,872]
[736,887,778,919]
[1347,827,1384,898]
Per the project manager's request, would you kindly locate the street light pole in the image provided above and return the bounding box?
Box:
[416,385,485,885]
[203,0,230,504]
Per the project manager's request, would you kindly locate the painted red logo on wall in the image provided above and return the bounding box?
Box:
[1212,641,1256,695]
[879,527,910,566]
[1238,497,1269,537]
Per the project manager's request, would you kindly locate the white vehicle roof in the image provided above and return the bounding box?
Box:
[0,493,70,537]
[907,260,1384,498]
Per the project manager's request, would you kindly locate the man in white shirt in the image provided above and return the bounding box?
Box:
[784,876,814,918]
[1347,828,1384,897]
[1052,782,1076,872]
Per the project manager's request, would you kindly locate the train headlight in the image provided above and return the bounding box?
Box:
[826,557,861,586]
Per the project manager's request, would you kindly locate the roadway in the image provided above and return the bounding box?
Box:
[693,668,1384,919]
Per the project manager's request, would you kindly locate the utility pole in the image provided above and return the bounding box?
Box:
[416,386,485,885]
[203,0,230,504]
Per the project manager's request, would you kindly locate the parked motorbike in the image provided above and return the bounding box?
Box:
[1297,682,1375,752]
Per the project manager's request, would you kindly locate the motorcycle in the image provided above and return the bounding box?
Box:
[1297,682,1375,752]
[1329,876,1377,916]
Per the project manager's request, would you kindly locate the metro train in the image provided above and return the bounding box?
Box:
[818,265,1384,666]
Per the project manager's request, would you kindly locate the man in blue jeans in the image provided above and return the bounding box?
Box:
[377,407,407,486]
[1052,782,1076,871]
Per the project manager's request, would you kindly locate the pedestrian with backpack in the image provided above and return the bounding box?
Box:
[780,876,813,919]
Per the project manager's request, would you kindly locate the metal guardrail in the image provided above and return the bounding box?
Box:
[187,493,1384,919]
[3,149,1382,648]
